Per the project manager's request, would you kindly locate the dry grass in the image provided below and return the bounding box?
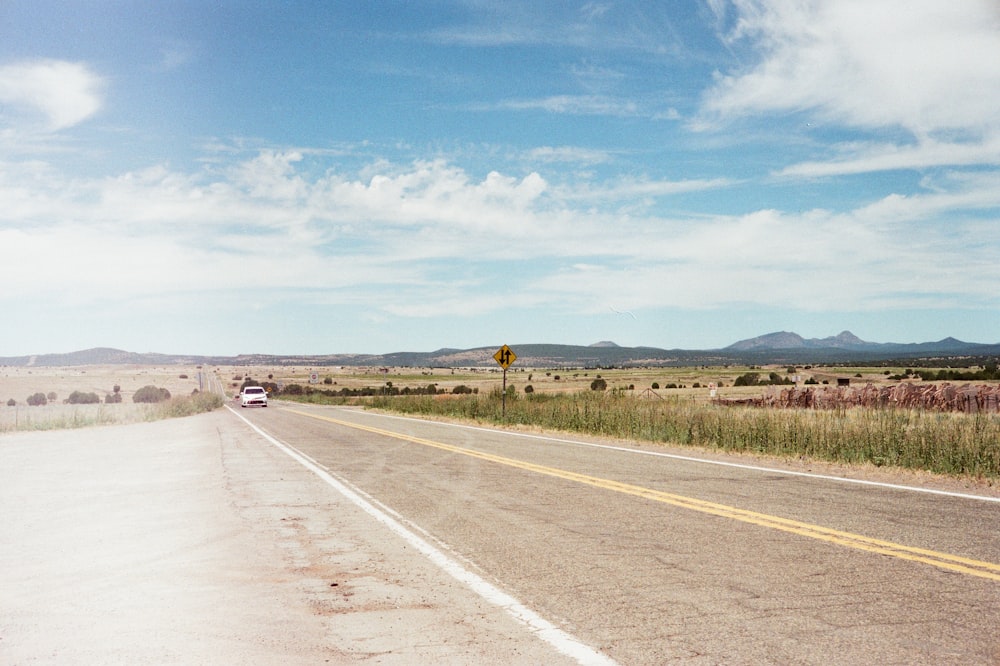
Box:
[218,363,905,402]
[366,390,1000,481]
[0,365,221,432]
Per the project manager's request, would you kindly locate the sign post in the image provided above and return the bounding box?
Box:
[492,344,517,418]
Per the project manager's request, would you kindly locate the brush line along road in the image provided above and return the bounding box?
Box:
[232,402,1000,665]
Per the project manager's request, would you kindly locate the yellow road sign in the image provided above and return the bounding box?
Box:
[493,344,517,369]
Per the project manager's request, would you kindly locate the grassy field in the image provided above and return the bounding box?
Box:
[6,363,998,482]
[358,391,1000,479]
[253,363,1000,480]
[220,362,909,401]
[0,365,222,433]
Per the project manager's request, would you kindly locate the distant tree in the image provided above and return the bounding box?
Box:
[523,385,534,393]
[133,385,171,403]
[590,378,607,391]
[105,392,122,403]
[651,382,659,389]
[47,392,57,402]
[67,391,100,404]
[6,398,15,407]
[26,392,47,406]
[768,372,793,385]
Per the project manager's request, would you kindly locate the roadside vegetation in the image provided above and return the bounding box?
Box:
[8,362,999,480]
[0,389,223,434]
[364,390,1000,479]
[260,362,1000,479]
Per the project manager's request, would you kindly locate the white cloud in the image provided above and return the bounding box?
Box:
[702,1,1000,138]
[532,201,997,314]
[427,3,682,54]
[499,94,639,117]
[526,145,613,165]
[779,135,1000,177]
[555,176,732,203]
[0,60,103,130]
[2,151,998,322]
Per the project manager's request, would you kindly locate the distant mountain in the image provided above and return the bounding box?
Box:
[3,333,999,368]
[723,331,1000,364]
[726,330,868,351]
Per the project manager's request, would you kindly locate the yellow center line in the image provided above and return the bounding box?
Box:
[284,407,1000,582]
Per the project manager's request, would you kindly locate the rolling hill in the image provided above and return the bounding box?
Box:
[2,331,999,368]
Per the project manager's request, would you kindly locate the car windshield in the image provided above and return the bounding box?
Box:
[246,388,264,394]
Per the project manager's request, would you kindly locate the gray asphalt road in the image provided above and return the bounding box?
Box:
[233,401,1000,665]
[0,409,589,665]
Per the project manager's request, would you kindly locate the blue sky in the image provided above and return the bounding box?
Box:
[2,1,1000,356]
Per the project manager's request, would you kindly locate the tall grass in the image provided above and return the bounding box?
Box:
[145,391,225,419]
[0,405,122,432]
[369,391,1000,478]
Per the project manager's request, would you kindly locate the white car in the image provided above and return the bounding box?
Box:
[240,386,268,407]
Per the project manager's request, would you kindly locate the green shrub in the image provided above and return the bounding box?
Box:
[590,378,607,391]
[26,392,47,406]
[6,398,15,407]
[67,391,101,404]
[133,385,171,403]
[105,392,123,404]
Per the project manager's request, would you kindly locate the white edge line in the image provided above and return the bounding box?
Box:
[226,406,618,666]
[351,409,1000,504]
